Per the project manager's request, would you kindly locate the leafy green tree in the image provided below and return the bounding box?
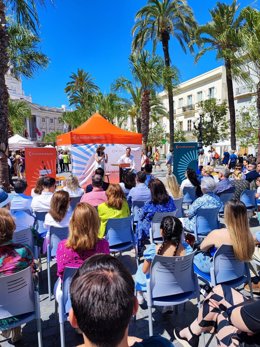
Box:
[8,21,49,78]
[62,108,87,130]
[44,131,62,143]
[193,99,229,146]
[65,69,99,110]
[0,0,49,189]
[132,0,197,149]
[240,7,260,161]
[236,103,258,147]
[174,129,187,142]
[194,0,245,150]
[147,123,166,147]
[8,99,31,136]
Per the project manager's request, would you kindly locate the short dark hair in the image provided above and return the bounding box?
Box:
[144,163,153,174]
[92,174,103,188]
[70,254,135,347]
[95,168,104,177]
[136,171,146,183]
[149,178,169,204]
[123,171,136,190]
[14,179,27,194]
[42,177,56,189]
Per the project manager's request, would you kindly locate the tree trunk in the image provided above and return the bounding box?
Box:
[161,31,174,151]
[141,90,150,147]
[225,59,236,150]
[0,1,10,190]
[136,117,141,133]
[257,81,260,163]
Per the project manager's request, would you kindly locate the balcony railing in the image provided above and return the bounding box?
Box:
[235,86,252,96]
[182,104,195,112]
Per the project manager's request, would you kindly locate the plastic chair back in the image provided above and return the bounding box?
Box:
[35,211,48,236]
[212,245,249,286]
[183,186,197,204]
[195,207,220,238]
[69,196,81,211]
[105,217,134,248]
[35,211,47,221]
[151,211,176,242]
[0,267,34,319]
[132,200,145,223]
[218,192,234,214]
[50,226,69,257]
[63,267,78,314]
[150,252,197,300]
[13,228,34,251]
[172,197,184,218]
[240,189,256,209]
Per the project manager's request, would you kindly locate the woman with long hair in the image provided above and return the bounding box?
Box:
[193,199,255,273]
[98,184,130,237]
[167,174,182,199]
[44,191,71,231]
[136,179,176,254]
[56,203,109,278]
[135,216,191,304]
[63,175,84,197]
[180,168,202,198]
[31,176,45,197]
[119,171,136,197]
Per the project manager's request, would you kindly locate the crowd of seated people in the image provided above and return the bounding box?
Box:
[2,150,260,346]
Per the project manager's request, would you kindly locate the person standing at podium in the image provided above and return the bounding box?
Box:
[118,147,136,181]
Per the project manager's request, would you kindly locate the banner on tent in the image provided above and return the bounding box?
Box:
[71,144,141,187]
[25,148,57,195]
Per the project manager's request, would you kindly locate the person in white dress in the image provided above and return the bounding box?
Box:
[94,145,108,171]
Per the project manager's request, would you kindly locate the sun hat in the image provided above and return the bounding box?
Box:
[0,188,13,208]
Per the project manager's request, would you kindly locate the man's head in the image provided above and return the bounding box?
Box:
[218,168,230,180]
[248,162,257,172]
[144,163,153,174]
[42,177,56,192]
[136,171,146,184]
[95,168,105,178]
[125,147,131,157]
[14,179,27,194]
[92,174,103,188]
[69,254,137,347]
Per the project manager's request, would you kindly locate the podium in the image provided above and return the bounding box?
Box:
[111,163,131,182]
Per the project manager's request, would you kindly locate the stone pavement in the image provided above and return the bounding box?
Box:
[1,163,259,347]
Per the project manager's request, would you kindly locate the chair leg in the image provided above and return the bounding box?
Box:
[35,291,43,347]
[47,259,52,300]
[60,322,65,347]
[148,305,153,337]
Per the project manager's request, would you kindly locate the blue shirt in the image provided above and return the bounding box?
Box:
[214,179,234,195]
[166,152,173,165]
[127,183,151,207]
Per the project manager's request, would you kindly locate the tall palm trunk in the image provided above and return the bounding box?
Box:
[0,1,10,190]
[136,117,141,133]
[225,59,236,150]
[161,31,174,151]
[257,81,260,163]
[141,90,150,148]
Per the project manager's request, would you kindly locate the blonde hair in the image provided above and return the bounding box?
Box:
[202,165,214,176]
[49,191,70,222]
[224,200,255,261]
[66,203,100,251]
[167,174,182,198]
[65,175,80,192]
[105,184,125,210]
[0,209,16,244]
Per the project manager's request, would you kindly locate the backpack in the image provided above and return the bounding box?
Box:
[214,152,220,159]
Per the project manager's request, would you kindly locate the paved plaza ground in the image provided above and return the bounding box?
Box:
[1,164,260,347]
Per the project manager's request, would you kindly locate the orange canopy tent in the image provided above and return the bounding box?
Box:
[56,113,142,146]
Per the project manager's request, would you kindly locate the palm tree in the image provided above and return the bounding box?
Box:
[65,69,99,110]
[0,0,48,189]
[194,0,244,150]
[240,7,260,161]
[8,99,31,136]
[8,21,49,78]
[132,0,197,150]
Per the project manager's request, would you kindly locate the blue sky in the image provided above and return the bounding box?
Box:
[22,0,258,108]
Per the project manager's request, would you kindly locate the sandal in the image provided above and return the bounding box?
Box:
[174,327,199,347]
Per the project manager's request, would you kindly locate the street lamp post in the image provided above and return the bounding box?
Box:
[194,110,203,150]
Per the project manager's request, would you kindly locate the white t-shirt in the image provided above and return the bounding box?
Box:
[44,210,72,236]
[63,186,84,198]
[31,191,53,212]
[180,178,194,192]
[10,193,32,211]
[118,154,135,170]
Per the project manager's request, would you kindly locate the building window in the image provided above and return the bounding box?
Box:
[187,95,193,106]
[178,98,183,108]
[187,119,192,131]
[58,117,63,124]
[208,87,215,99]
[178,121,183,131]
[197,91,203,102]
[42,118,45,123]
[50,118,54,124]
